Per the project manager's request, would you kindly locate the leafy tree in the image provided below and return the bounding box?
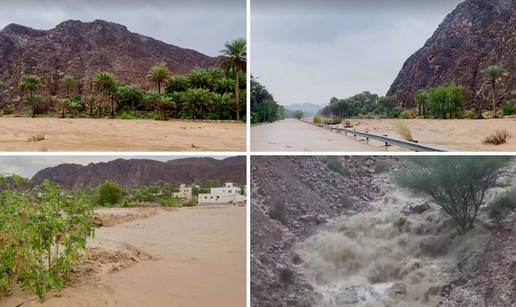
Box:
[292,110,304,119]
[94,72,117,117]
[396,156,511,234]
[481,65,505,118]
[19,75,42,118]
[426,83,465,119]
[167,76,189,93]
[97,181,123,206]
[219,38,246,121]
[415,89,428,118]
[376,96,400,118]
[147,64,171,120]
[116,84,144,110]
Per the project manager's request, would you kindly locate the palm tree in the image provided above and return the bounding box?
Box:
[94,72,117,117]
[182,88,212,119]
[188,69,211,89]
[481,65,505,118]
[62,74,76,117]
[415,90,428,118]
[147,64,171,120]
[19,75,42,118]
[218,38,246,121]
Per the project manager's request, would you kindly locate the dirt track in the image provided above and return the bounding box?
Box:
[0,117,246,151]
[1,206,246,307]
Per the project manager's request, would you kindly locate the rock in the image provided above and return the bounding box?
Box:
[388,0,516,107]
[401,203,431,215]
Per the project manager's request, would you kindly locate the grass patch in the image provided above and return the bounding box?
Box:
[395,121,415,141]
[482,129,511,145]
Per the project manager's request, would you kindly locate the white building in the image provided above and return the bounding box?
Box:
[172,184,192,199]
[198,182,246,204]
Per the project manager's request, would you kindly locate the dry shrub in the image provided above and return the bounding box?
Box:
[395,121,414,141]
[313,116,322,124]
[343,119,353,128]
[482,129,511,145]
[27,134,45,142]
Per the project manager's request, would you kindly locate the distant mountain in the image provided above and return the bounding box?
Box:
[283,103,322,116]
[0,19,217,93]
[388,0,516,107]
[31,157,245,189]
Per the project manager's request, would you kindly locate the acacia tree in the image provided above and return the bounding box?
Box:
[19,75,42,118]
[62,74,76,118]
[94,72,117,117]
[219,38,246,121]
[147,64,171,120]
[481,65,505,118]
[396,156,511,234]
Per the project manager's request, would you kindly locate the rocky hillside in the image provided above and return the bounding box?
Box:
[32,156,245,189]
[387,0,516,107]
[0,19,217,93]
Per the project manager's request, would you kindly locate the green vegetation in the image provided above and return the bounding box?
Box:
[292,110,304,120]
[317,64,510,122]
[396,156,511,234]
[482,129,511,145]
[97,181,123,206]
[1,40,246,121]
[0,179,95,300]
[251,76,285,123]
[324,157,351,177]
[313,115,322,124]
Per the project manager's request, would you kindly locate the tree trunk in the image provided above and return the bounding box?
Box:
[30,89,35,118]
[492,80,497,118]
[235,71,240,121]
[111,95,114,118]
[158,82,163,120]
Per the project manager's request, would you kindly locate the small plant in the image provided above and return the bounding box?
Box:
[160,198,181,207]
[501,104,514,116]
[482,129,511,145]
[313,116,322,124]
[395,121,415,142]
[27,134,45,142]
[325,157,351,177]
[343,119,353,128]
[2,105,14,116]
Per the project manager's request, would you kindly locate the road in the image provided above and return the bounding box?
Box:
[251,119,391,152]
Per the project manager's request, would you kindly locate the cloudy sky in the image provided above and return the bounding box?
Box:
[0,0,245,56]
[0,155,230,178]
[252,0,464,106]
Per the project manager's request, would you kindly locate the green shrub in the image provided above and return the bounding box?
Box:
[488,189,516,223]
[97,181,123,206]
[501,104,514,116]
[160,198,181,207]
[117,110,137,119]
[292,110,304,120]
[326,157,351,177]
[2,105,14,116]
[463,109,476,119]
[322,117,342,125]
[313,115,322,124]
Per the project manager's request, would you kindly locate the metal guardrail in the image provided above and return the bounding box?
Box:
[304,120,448,152]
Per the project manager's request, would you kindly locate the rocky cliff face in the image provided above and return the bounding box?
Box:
[31,157,245,189]
[387,0,516,107]
[0,19,217,94]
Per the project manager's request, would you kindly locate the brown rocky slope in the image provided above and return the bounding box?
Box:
[0,19,217,94]
[387,0,516,107]
[31,156,245,189]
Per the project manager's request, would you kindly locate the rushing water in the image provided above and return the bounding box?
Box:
[295,180,492,307]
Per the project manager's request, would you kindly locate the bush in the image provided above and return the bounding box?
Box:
[326,157,351,177]
[183,199,197,207]
[97,181,123,206]
[482,129,511,145]
[160,198,181,207]
[463,109,476,119]
[323,117,342,125]
[501,104,514,116]
[292,110,304,120]
[488,189,516,223]
[117,109,138,119]
[2,105,13,116]
[343,119,353,128]
[0,181,95,299]
[313,115,322,124]
[396,156,511,234]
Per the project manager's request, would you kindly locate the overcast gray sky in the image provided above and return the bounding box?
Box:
[0,155,230,178]
[252,0,464,106]
[0,0,245,56]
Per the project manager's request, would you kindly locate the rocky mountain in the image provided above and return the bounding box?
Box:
[387,0,516,107]
[0,19,217,93]
[31,156,245,189]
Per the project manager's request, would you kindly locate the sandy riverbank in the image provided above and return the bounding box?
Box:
[1,206,246,307]
[0,117,246,151]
